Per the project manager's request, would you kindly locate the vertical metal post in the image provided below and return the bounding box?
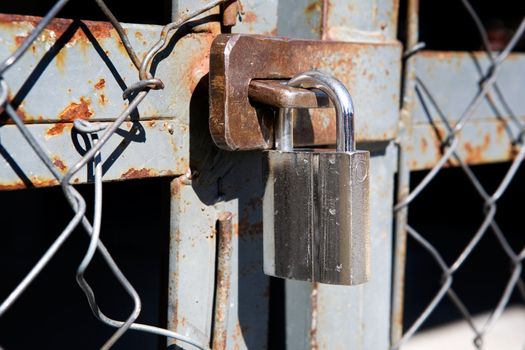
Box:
[307,0,401,349]
[392,0,419,345]
[167,2,403,350]
[168,175,219,349]
[167,2,225,349]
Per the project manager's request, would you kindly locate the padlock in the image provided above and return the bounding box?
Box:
[263,70,370,286]
[262,106,316,281]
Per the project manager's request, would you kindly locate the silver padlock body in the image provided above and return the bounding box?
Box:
[315,150,370,285]
[263,150,314,281]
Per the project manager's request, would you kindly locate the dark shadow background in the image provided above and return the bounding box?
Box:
[0,0,172,25]
[398,0,525,51]
[404,163,525,330]
[0,178,172,349]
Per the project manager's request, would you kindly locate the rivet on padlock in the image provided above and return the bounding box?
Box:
[263,71,370,286]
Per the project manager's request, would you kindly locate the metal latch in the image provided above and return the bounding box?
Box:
[248,80,332,108]
[208,33,401,151]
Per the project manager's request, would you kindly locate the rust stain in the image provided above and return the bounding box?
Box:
[55,48,67,71]
[310,282,319,350]
[463,133,491,164]
[94,78,106,90]
[495,123,506,142]
[510,142,520,159]
[58,97,93,122]
[0,13,113,46]
[463,142,476,162]
[15,35,27,46]
[242,11,257,24]
[170,175,183,199]
[305,1,321,14]
[46,122,67,137]
[121,167,154,179]
[52,156,68,173]
[15,104,32,122]
[222,0,239,27]
[117,41,130,57]
[421,137,428,153]
[98,94,107,105]
[0,177,59,190]
[213,212,233,350]
[237,217,262,238]
[0,103,37,125]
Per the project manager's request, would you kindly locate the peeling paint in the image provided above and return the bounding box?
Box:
[94,78,105,90]
[58,97,93,122]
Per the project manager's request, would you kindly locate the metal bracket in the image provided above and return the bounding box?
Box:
[209,34,402,151]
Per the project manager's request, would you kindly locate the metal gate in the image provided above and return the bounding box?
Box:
[0,0,524,349]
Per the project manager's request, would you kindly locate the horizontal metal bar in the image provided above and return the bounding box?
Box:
[0,14,219,189]
[412,51,525,125]
[407,118,522,171]
[407,51,525,170]
[248,79,331,108]
[0,120,188,190]
[0,14,216,124]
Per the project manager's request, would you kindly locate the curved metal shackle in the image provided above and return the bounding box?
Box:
[287,70,355,152]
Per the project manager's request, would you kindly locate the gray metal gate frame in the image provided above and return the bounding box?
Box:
[0,0,524,349]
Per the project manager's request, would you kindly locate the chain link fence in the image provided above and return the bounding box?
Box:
[394,1,525,349]
[0,0,228,349]
[2,0,525,349]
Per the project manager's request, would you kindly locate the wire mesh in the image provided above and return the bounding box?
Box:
[0,1,228,349]
[394,1,525,349]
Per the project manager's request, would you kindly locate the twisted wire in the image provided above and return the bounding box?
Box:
[0,1,226,348]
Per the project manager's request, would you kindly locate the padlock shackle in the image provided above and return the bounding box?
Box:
[287,71,355,153]
[275,108,295,152]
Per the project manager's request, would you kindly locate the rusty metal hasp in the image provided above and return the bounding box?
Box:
[209,34,396,151]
